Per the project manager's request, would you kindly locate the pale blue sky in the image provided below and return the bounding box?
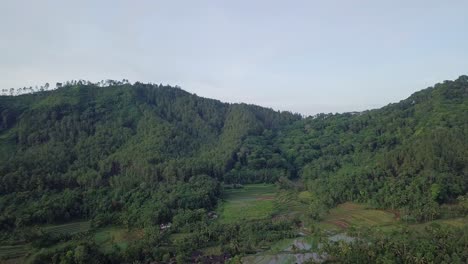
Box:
[1,0,467,115]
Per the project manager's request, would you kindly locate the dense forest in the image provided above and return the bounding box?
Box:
[0,76,467,263]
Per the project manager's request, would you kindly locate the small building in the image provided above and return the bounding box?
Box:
[160,222,171,230]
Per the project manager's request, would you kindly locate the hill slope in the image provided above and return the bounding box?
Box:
[0,76,467,263]
[235,76,467,221]
[0,82,299,226]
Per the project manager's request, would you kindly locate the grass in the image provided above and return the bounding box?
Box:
[0,221,91,261]
[318,203,468,233]
[407,216,468,231]
[298,191,313,202]
[217,184,277,223]
[218,200,275,223]
[42,221,91,235]
[0,225,141,261]
[169,233,191,242]
[222,184,276,201]
[0,221,90,261]
[435,217,468,227]
[94,227,142,253]
[201,246,222,255]
[274,190,310,217]
[0,244,29,260]
[318,202,397,231]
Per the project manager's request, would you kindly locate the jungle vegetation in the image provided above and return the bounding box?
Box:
[0,76,467,263]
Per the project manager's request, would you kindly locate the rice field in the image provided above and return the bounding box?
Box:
[274,190,311,218]
[407,216,468,231]
[318,202,397,230]
[94,227,143,253]
[217,184,277,223]
[42,221,91,235]
[0,244,29,261]
[0,221,91,261]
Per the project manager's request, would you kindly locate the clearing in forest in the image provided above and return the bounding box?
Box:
[0,221,91,262]
[319,202,397,230]
[0,244,30,262]
[217,184,277,223]
[94,227,143,252]
[42,221,91,235]
[407,217,468,231]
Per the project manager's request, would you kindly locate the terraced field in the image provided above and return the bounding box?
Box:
[274,191,311,218]
[318,202,397,231]
[217,184,277,223]
[43,221,91,235]
[0,244,29,261]
[0,222,91,262]
[406,216,468,231]
[94,227,143,253]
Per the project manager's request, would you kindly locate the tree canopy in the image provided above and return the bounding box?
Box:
[0,76,467,263]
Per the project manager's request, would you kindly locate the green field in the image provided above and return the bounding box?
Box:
[405,217,468,232]
[318,202,397,231]
[42,221,91,235]
[217,184,277,223]
[274,190,311,218]
[0,223,141,262]
[316,203,468,233]
[94,227,142,253]
[0,244,29,261]
[0,221,91,261]
[2,189,465,263]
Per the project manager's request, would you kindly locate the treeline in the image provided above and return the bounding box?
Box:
[321,224,468,263]
[26,217,296,264]
[0,79,132,96]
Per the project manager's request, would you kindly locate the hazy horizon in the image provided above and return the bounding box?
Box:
[1,1,468,115]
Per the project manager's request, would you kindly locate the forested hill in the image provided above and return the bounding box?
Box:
[270,75,468,221]
[0,76,466,229]
[0,82,299,195]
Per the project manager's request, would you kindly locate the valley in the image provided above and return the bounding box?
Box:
[0,77,467,263]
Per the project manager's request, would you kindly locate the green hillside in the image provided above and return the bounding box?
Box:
[0,77,467,263]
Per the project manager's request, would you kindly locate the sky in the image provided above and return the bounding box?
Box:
[1,0,468,115]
